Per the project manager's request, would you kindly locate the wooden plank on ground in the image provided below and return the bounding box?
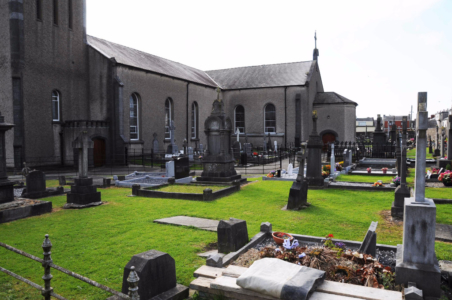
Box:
[317,280,402,300]
[193,265,224,279]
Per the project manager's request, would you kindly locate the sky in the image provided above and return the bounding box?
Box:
[86,0,452,119]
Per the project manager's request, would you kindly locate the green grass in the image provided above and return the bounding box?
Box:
[425,187,452,199]
[1,183,451,299]
[407,147,434,159]
[336,174,395,184]
[154,185,226,193]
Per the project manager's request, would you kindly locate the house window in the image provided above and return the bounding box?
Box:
[264,104,276,133]
[52,90,60,121]
[129,93,139,140]
[36,0,42,20]
[191,102,198,139]
[358,121,367,126]
[53,0,59,25]
[235,105,245,133]
[68,0,73,29]
[165,98,173,139]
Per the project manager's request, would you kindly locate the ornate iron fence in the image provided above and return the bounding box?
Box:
[0,235,139,300]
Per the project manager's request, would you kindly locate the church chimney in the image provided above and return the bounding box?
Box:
[313,31,319,61]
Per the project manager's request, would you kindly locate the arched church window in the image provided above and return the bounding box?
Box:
[264,104,276,133]
[191,102,198,139]
[129,93,140,140]
[235,105,245,133]
[36,0,42,20]
[53,0,59,25]
[165,98,173,139]
[52,90,60,121]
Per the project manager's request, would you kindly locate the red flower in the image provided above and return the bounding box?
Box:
[327,234,334,238]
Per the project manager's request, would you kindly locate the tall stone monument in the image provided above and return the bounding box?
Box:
[330,143,335,174]
[395,93,441,298]
[166,121,178,155]
[287,143,308,210]
[66,132,102,208]
[0,112,15,204]
[306,111,324,186]
[437,116,452,168]
[448,115,452,160]
[372,115,386,158]
[433,125,440,157]
[197,88,241,183]
[392,116,410,218]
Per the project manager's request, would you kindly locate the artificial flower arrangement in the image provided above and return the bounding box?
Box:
[266,170,276,178]
[438,170,452,186]
[322,171,329,178]
[367,167,372,174]
[381,167,388,174]
[322,165,331,175]
[431,168,439,174]
[392,176,401,186]
[372,181,383,187]
[336,163,343,171]
[253,151,258,156]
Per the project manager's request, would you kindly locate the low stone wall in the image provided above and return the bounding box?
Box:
[135,184,240,201]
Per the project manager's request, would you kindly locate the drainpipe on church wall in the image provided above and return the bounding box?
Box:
[284,87,287,148]
[186,83,189,144]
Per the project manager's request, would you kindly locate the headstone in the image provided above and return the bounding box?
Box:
[429,136,433,154]
[120,250,188,300]
[66,132,102,207]
[392,116,411,218]
[173,156,189,179]
[267,132,272,152]
[260,222,272,233]
[434,125,441,157]
[240,153,247,165]
[0,112,15,204]
[103,178,111,188]
[372,114,386,158]
[244,143,252,157]
[166,121,178,155]
[58,176,66,186]
[306,111,324,186]
[217,218,248,254]
[197,88,241,183]
[199,143,204,155]
[447,115,452,160]
[236,128,240,144]
[166,161,175,178]
[358,221,377,256]
[342,149,350,167]
[188,147,194,161]
[395,92,441,298]
[330,143,335,174]
[152,133,159,153]
[25,170,46,198]
[287,143,309,210]
[274,140,277,152]
[287,163,293,176]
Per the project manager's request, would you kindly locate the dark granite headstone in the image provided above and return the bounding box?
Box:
[103,178,111,188]
[58,176,66,186]
[358,221,378,256]
[121,250,188,300]
[244,143,252,157]
[217,218,248,254]
[240,153,247,165]
[174,157,189,179]
[25,170,46,198]
[287,144,308,210]
[132,184,140,195]
[232,141,241,160]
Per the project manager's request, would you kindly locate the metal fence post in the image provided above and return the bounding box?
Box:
[127,266,140,300]
[41,234,53,300]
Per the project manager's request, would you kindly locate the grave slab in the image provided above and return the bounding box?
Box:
[435,223,452,243]
[154,216,219,231]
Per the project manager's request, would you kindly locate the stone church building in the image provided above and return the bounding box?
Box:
[0,0,357,168]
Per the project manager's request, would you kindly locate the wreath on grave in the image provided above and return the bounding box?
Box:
[438,170,452,186]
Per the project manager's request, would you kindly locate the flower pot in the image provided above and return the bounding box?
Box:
[383,170,387,174]
[443,182,452,187]
[367,170,371,174]
[272,232,294,245]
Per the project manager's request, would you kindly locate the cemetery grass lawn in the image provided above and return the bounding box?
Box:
[406,147,433,159]
[425,187,452,199]
[153,185,227,193]
[1,183,452,299]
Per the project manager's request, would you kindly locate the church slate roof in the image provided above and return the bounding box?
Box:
[314,92,358,106]
[206,61,314,90]
[87,35,218,87]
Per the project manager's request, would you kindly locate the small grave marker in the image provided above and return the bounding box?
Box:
[358,221,378,256]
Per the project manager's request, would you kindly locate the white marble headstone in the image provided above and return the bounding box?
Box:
[287,163,293,176]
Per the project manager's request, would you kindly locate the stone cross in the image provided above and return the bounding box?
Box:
[401,116,408,185]
[72,131,93,178]
[414,93,428,202]
[296,144,308,182]
[236,128,240,142]
[330,143,335,173]
[169,121,176,146]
